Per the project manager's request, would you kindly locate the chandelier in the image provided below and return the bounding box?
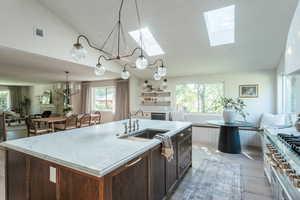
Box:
[70,0,167,80]
[54,71,81,106]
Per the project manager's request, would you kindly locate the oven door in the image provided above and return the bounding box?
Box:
[151,112,166,120]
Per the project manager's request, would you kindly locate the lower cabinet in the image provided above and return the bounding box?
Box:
[150,145,166,200]
[109,153,149,200]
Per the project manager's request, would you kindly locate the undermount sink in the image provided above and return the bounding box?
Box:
[122,129,169,139]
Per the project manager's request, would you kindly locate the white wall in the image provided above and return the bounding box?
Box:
[138,70,276,124]
[28,84,63,114]
[285,0,300,74]
[0,0,121,74]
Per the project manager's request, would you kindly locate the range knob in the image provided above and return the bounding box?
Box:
[273,155,283,160]
[265,153,273,158]
[269,158,279,168]
[280,162,290,170]
[288,174,300,182]
[285,169,296,176]
[294,179,300,188]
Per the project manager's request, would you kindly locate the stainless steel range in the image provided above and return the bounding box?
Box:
[263,129,300,200]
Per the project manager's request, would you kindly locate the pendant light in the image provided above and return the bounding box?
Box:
[121,65,130,80]
[70,43,87,61]
[94,63,106,76]
[136,55,148,70]
[158,64,167,77]
[153,71,161,81]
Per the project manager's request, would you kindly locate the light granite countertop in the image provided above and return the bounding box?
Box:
[0,119,191,177]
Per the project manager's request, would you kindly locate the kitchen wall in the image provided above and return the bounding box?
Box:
[136,69,276,124]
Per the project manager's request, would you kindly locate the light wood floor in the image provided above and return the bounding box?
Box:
[170,142,273,200]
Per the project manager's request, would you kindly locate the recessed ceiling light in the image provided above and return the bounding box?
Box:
[204,5,235,47]
[129,27,165,56]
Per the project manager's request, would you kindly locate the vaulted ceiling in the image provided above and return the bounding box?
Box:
[36,0,298,78]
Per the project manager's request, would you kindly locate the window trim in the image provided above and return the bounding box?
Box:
[175,81,224,113]
[91,86,116,112]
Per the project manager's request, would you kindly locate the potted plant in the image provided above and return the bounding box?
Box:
[215,97,248,123]
[63,104,73,116]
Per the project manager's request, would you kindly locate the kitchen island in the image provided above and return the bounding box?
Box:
[1,119,192,200]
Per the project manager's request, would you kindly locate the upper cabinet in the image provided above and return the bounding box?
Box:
[285,1,300,74]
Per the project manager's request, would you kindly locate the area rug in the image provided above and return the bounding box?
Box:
[176,158,243,200]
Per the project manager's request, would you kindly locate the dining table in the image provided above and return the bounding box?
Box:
[32,117,67,132]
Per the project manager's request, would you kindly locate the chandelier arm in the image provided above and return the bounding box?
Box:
[97,55,112,64]
[119,47,142,59]
[76,35,112,56]
[124,63,136,69]
[148,58,164,67]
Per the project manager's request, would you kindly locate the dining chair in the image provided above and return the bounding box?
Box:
[0,113,7,142]
[25,117,51,137]
[54,114,78,131]
[77,114,91,128]
[91,111,101,125]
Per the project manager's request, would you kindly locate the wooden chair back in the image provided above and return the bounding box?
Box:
[0,113,6,141]
[25,117,36,137]
[92,111,101,124]
[79,114,91,127]
[66,114,78,128]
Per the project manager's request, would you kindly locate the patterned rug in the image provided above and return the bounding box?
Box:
[173,158,243,200]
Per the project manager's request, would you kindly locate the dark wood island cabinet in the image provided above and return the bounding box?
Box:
[5,126,192,200]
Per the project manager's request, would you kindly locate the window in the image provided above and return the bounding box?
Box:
[176,83,224,113]
[0,90,10,110]
[204,5,235,46]
[92,87,116,111]
[129,27,165,56]
[284,74,300,113]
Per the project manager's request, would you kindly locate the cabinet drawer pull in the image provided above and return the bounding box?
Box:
[125,157,142,168]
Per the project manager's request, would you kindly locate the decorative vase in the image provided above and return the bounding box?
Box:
[223,109,236,123]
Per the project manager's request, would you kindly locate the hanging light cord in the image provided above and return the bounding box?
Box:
[135,0,144,56]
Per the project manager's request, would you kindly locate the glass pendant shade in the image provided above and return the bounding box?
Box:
[121,70,130,79]
[162,79,167,86]
[95,64,106,76]
[158,66,167,77]
[71,43,87,61]
[136,55,148,70]
[153,72,161,81]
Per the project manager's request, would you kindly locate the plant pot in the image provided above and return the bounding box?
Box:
[223,109,236,123]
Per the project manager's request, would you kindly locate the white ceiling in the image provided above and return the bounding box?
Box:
[0,46,119,85]
[35,0,298,78]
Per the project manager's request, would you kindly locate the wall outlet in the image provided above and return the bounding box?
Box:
[49,166,56,183]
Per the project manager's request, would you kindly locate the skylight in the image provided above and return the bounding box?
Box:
[129,27,165,56]
[204,5,235,47]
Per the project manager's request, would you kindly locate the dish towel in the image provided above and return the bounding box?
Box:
[154,134,174,162]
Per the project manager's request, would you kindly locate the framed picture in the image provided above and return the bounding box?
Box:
[239,84,258,98]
